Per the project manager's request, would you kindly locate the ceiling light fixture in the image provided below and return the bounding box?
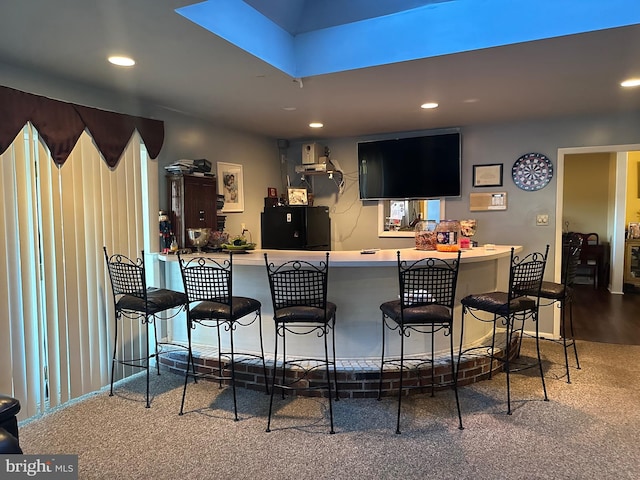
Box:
[420,102,439,109]
[621,78,640,87]
[108,55,135,67]
[309,122,323,128]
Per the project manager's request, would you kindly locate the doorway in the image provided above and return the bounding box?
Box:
[556,145,640,296]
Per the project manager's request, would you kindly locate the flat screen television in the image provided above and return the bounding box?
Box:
[358,132,461,199]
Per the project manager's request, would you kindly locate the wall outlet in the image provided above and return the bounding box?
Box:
[536,214,549,226]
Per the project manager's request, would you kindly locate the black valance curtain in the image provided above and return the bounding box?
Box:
[0,85,164,167]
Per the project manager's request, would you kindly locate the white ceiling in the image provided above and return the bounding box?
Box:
[1,0,640,141]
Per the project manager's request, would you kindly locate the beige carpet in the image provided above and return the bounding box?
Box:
[19,339,640,479]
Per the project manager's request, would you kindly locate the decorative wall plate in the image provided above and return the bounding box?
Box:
[511,152,553,191]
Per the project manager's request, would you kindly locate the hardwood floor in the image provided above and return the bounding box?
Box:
[571,284,640,344]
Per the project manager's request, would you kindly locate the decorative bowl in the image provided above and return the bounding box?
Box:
[187,228,212,252]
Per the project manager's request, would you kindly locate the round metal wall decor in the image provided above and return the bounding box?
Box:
[511,152,553,191]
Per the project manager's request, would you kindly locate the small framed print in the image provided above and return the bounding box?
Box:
[629,222,640,239]
[473,164,503,188]
[217,162,244,213]
[287,187,308,206]
[267,187,278,198]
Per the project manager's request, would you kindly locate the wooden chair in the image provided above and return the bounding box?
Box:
[575,233,600,288]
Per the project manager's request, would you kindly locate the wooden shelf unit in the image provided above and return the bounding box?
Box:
[167,174,218,249]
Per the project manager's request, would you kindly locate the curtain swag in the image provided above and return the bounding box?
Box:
[0,85,164,167]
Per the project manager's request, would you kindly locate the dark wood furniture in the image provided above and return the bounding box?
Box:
[167,174,218,249]
[624,239,640,288]
[573,233,608,289]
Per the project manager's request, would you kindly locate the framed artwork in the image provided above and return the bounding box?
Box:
[287,187,308,206]
[217,162,244,213]
[267,187,278,198]
[473,164,503,188]
[629,222,640,239]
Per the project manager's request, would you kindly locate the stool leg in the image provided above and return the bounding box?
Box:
[561,299,571,384]
[569,299,581,370]
[450,324,463,430]
[257,311,269,395]
[180,315,194,415]
[331,317,339,401]
[396,325,405,434]
[281,328,287,400]
[377,313,387,400]
[145,319,150,408]
[324,325,335,434]
[489,316,497,379]
[152,317,160,376]
[229,322,239,421]
[216,322,223,388]
[110,312,119,397]
[265,323,280,433]
[535,312,549,402]
[430,327,435,397]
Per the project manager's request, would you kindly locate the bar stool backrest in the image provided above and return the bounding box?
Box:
[397,250,461,310]
[264,253,329,311]
[103,248,147,301]
[511,246,549,302]
[178,254,233,305]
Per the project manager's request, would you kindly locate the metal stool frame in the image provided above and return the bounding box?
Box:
[264,253,338,434]
[457,246,549,415]
[378,250,463,433]
[103,247,189,408]
[178,252,268,420]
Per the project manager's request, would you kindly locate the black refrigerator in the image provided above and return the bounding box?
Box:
[261,206,331,250]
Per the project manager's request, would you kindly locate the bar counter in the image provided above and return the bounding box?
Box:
[158,246,521,361]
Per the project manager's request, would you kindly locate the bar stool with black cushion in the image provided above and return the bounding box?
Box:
[177,252,268,421]
[457,246,549,415]
[377,251,463,434]
[517,234,583,383]
[103,247,189,408]
[0,395,22,454]
[263,253,338,434]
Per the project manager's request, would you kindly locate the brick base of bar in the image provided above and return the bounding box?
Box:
[159,335,520,399]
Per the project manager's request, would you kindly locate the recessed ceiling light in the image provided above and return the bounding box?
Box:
[282,107,297,111]
[108,56,135,67]
[420,102,439,109]
[463,98,479,103]
[621,78,640,87]
[309,122,323,128]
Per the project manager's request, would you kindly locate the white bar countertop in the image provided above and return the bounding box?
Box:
[158,245,520,267]
[157,246,521,361]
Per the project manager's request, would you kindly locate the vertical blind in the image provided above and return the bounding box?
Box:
[0,124,157,419]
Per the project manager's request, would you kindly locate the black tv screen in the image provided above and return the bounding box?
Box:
[358,132,461,199]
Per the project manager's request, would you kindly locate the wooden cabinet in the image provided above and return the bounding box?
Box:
[624,239,640,287]
[167,174,217,248]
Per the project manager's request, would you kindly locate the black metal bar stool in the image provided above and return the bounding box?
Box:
[517,234,582,383]
[378,250,463,433]
[103,247,189,408]
[457,246,549,415]
[263,253,338,434]
[177,252,268,420]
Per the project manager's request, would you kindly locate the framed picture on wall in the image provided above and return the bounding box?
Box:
[629,222,640,239]
[287,187,308,206]
[217,162,244,213]
[473,164,503,187]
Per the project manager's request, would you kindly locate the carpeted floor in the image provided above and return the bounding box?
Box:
[19,339,640,479]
